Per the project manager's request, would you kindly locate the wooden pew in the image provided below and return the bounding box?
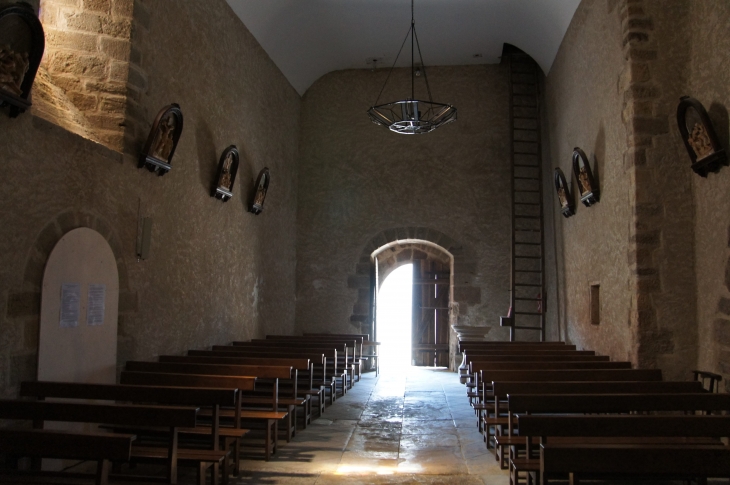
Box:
[506,392,730,482]
[245,339,356,391]
[159,355,318,424]
[489,380,707,470]
[0,428,135,485]
[0,399,217,485]
[478,369,663,449]
[20,380,243,480]
[222,344,344,400]
[118,372,281,462]
[202,347,334,407]
[518,415,730,485]
[124,362,299,443]
[266,335,364,382]
[302,333,382,376]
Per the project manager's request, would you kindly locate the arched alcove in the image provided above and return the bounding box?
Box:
[38,227,119,384]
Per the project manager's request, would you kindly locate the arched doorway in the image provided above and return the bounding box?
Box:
[373,240,453,368]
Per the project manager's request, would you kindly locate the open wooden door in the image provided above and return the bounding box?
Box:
[411,260,450,366]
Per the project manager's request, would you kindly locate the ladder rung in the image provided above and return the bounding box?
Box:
[515,229,542,233]
[514,326,543,330]
[515,297,541,301]
[514,283,542,287]
[514,203,540,206]
[515,311,543,316]
[515,256,542,259]
[515,242,542,245]
[514,270,542,273]
[514,190,540,193]
[515,215,541,219]
[514,176,540,180]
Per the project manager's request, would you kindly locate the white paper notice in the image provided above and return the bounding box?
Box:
[60,283,80,328]
[87,284,106,326]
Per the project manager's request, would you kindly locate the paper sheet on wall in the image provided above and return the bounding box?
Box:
[87,284,106,326]
[59,283,80,328]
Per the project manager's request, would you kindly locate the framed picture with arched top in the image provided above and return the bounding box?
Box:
[677,96,727,177]
[212,145,239,202]
[554,167,574,218]
[249,168,270,215]
[0,2,45,118]
[572,147,599,207]
[139,104,184,176]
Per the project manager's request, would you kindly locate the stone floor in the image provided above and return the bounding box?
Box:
[233,366,508,484]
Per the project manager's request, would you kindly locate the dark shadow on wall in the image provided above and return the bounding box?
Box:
[237,146,255,213]
[708,102,729,151]
[195,118,218,193]
[593,123,605,193]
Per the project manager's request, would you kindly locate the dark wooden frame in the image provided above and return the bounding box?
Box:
[553,167,574,218]
[677,96,728,177]
[249,167,270,215]
[572,147,599,207]
[138,104,184,176]
[212,145,239,202]
[0,2,45,118]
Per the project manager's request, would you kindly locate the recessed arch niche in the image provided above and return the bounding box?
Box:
[38,227,119,384]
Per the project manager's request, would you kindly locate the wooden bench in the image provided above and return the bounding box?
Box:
[20,380,242,479]
[125,361,299,442]
[518,415,730,485]
[160,355,319,423]
[488,380,707,470]
[0,428,135,485]
[304,333,380,376]
[478,369,663,449]
[243,339,355,392]
[218,344,343,401]
[118,372,281,462]
[202,347,334,406]
[266,335,364,383]
[0,399,221,485]
[505,392,730,482]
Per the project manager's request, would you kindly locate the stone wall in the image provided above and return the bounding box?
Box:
[0,0,299,395]
[687,2,730,387]
[295,65,515,340]
[33,0,134,150]
[544,0,633,361]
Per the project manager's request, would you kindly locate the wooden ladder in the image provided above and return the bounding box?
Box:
[507,52,545,341]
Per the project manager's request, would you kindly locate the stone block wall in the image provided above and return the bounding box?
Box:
[0,0,300,396]
[295,65,516,341]
[30,0,134,150]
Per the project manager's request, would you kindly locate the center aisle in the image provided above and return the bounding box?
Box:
[237,366,509,484]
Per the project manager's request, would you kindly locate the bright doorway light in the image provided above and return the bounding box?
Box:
[377,264,412,371]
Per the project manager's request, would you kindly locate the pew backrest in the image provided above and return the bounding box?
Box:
[508,393,730,414]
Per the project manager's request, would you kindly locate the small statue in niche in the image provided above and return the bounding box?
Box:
[557,186,568,209]
[578,165,592,195]
[253,180,266,207]
[0,44,29,96]
[688,122,714,161]
[219,152,234,190]
[151,113,176,161]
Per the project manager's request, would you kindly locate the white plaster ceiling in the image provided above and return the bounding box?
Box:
[227,0,581,95]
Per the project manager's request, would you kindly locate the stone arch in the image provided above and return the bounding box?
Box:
[347,226,481,342]
[4,209,136,391]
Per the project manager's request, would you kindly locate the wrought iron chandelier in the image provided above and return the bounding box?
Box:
[367,0,457,135]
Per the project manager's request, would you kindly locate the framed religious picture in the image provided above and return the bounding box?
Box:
[139,104,184,176]
[554,167,575,218]
[0,2,45,118]
[572,147,599,207]
[212,145,239,202]
[677,96,727,177]
[249,168,270,215]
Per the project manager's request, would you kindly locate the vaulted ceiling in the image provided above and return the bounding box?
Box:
[227,0,581,95]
